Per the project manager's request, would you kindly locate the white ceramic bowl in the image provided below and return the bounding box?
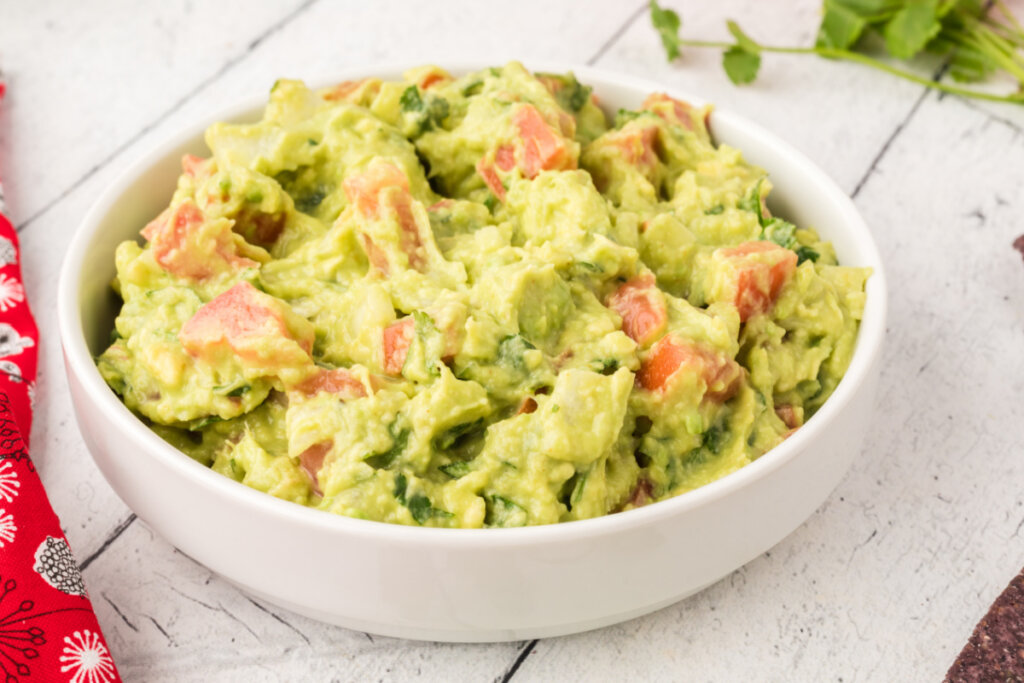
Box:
[58,63,886,642]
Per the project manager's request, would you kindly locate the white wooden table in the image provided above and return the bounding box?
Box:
[3,1,1024,679]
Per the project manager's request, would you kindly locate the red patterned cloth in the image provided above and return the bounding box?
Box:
[0,79,121,682]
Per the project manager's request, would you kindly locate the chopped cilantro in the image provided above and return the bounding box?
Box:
[365,425,409,469]
[795,245,820,264]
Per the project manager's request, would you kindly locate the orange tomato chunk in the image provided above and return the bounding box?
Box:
[643,93,698,131]
[141,200,257,280]
[606,273,667,347]
[294,368,367,400]
[179,282,312,364]
[323,78,380,103]
[181,154,213,179]
[715,241,797,322]
[637,336,742,401]
[613,124,659,171]
[513,104,576,178]
[382,317,415,375]
[343,161,427,274]
[475,158,507,202]
[298,440,332,496]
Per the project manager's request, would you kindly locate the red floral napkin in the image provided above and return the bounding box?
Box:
[0,77,121,682]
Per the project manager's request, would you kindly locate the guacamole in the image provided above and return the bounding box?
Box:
[97,62,869,528]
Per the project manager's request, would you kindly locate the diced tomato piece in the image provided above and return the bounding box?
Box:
[643,93,696,131]
[179,282,312,362]
[536,75,563,96]
[390,196,425,271]
[476,108,576,198]
[344,161,410,219]
[344,161,427,273]
[357,234,390,273]
[417,68,452,90]
[615,124,659,170]
[141,201,256,280]
[181,154,213,179]
[606,273,667,347]
[298,440,332,496]
[775,404,802,430]
[382,317,415,375]
[323,78,380,103]
[532,78,577,136]
[514,104,576,178]
[294,368,367,400]
[141,202,199,243]
[637,336,742,401]
[495,144,516,172]
[324,80,361,101]
[428,199,454,212]
[715,241,797,322]
[475,159,507,202]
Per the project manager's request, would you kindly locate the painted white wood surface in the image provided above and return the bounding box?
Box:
[2,1,1023,680]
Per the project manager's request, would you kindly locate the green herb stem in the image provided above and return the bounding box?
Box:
[993,0,1024,38]
[675,39,1023,103]
[947,25,1024,83]
[969,24,1024,77]
[982,16,1024,48]
[816,46,1024,102]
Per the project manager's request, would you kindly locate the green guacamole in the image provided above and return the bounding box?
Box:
[97,62,869,528]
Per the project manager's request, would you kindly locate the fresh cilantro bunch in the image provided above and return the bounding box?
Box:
[651,0,1024,104]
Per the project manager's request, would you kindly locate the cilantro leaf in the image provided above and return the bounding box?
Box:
[723,46,761,85]
[816,0,869,49]
[399,85,425,113]
[439,461,471,479]
[365,425,409,469]
[834,0,903,18]
[394,472,408,504]
[883,0,941,60]
[650,0,684,61]
[407,494,433,524]
[763,219,797,249]
[795,246,820,264]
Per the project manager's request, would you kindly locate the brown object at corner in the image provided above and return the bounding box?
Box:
[1013,234,1024,263]
[945,567,1024,682]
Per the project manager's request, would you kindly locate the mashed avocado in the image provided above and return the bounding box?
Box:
[98,62,869,528]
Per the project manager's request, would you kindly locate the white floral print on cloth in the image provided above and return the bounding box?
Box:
[0,273,24,313]
[0,460,19,502]
[60,630,116,683]
[0,508,15,547]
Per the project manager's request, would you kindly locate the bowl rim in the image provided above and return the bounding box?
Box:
[58,60,888,547]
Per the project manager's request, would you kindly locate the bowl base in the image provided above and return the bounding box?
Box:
[231,578,717,643]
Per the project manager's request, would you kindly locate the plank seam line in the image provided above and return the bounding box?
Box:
[79,512,137,572]
[851,60,952,199]
[497,639,539,683]
[587,2,649,66]
[957,97,1024,137]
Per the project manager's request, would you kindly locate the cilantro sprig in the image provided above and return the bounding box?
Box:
[650,0,1024,105]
